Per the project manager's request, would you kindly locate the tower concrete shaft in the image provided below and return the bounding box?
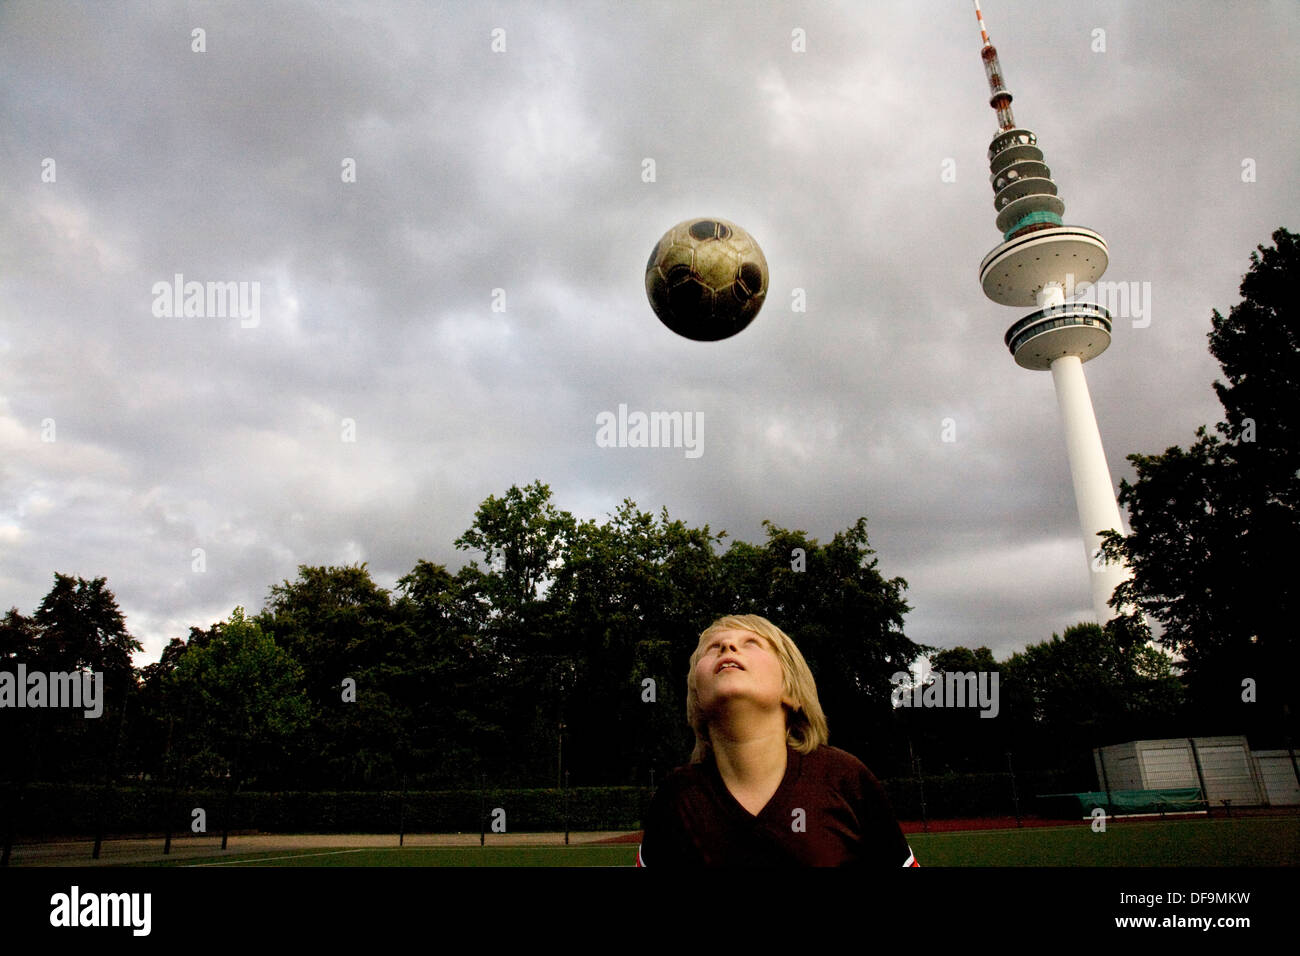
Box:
[1049,355,1129,622]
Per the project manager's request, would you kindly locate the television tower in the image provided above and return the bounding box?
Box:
[971,1,1129,623]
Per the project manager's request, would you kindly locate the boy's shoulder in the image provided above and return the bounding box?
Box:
[794,745,893,801]
[800,744,874,778]
[657,758,712,794]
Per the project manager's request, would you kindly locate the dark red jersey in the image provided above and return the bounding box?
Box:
[637,744,918,867]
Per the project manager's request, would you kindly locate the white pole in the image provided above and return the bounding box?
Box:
[1049,353,1130,622]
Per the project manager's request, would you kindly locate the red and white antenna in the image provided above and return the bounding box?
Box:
[974,0,992,46]
[973,0,1016,131]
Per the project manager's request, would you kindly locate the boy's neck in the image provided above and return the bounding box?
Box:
[708,715,790,814]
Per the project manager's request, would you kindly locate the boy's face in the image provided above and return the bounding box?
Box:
[694,628,794,717]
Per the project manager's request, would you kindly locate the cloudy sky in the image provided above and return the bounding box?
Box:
[2,0,1296,667]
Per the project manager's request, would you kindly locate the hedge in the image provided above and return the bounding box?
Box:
[1,782,653,838]
[2,769,1086,838]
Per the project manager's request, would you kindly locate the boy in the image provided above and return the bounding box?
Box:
[637,614,918,866]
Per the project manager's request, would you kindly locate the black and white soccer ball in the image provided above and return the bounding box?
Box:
[645,217,769,341]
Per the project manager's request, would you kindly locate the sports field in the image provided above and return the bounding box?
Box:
[99,815,1294,867]
[907,817,1299,867]
[156,845,637,867]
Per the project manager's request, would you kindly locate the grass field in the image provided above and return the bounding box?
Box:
[128,816,1298,867]
[144,846,636,867]
[907,817,1300,867]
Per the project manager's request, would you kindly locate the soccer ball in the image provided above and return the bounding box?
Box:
[645,217,769,341]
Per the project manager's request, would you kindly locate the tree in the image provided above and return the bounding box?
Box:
[5,576,143,783]
[1102,228,1299,742]
[261,563,394,696]
[126,635,192,782]
[167,607,310,787]
[31,573,141,677]
[0,608,39,661]
[393,560,502,787]
[0,610,43,792]
[995,623,1183,775]
[895,645,1001,774]
[451,482,580,784]
[454,481,577,625]
[258,564,404,786]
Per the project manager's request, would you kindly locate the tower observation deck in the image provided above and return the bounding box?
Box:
[971,1,1129,623]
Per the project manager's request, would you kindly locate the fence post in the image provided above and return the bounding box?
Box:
[221,768,232,850]
[1097,745,1113,815]
[916,756,928,834]
[399,772,407,848]
[1006,751,1022,827]
[1188,737,1209,810]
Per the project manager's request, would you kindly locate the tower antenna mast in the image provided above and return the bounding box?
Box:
[973,1,1015,131]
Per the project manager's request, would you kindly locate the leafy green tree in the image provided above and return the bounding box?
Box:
[393,560,502,787]
[451,482,581,784]
[1102,228,1299,741]
[997,622,1183,773]
[0,610,43,794]
[257,564,404,786]
[455,481,577,627]
[931,646,998,675]
[0,608,39,661]
[894,646,1001,774]
[126,635,192,783]
[167,607,310,787]
[2,576,142,783]
[31,573,141,678]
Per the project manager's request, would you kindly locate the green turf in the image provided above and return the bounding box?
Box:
[142,845,636,867]
[907,817,1300,867]
[136,817,1299,867]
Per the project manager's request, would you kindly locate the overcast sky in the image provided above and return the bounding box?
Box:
[2,0,1296,667]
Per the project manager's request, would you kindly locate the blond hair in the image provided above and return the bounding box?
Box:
[685,614,829,764]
